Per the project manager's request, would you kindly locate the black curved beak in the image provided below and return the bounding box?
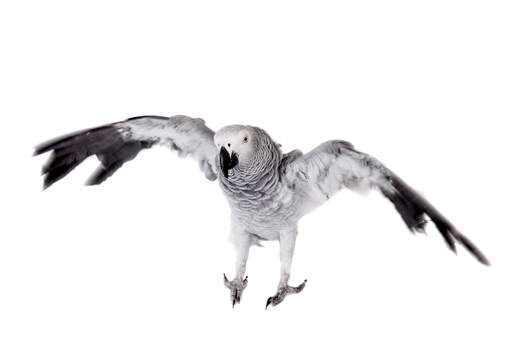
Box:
[219,146,239,179]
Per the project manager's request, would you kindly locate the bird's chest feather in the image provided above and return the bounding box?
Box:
[220,178,297,239]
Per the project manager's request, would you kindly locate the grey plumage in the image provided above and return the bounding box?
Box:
[34,115,489,308]
[34,115,217,188]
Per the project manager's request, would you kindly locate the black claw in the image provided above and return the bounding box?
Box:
[232,299,236,308]
[297,279,307,291]
[265,297,273,310]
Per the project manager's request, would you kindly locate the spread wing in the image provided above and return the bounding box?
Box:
[283,140,489,265]
[34,115,218,188]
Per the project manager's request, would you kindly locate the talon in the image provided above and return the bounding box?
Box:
[266,279,307,308]
[224,273,230,288]
[224,273,248,307]
[296,279,307,292]
[265,297,272,310]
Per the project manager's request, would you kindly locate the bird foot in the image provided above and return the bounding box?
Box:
[223,273,248,308]
[266,279,307,309]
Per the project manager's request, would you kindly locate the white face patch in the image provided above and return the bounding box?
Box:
[214,126,255,164]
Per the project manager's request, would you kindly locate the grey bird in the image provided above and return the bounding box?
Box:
[33,115,489,309]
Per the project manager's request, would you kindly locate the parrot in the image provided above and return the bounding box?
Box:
[34,115,489,309]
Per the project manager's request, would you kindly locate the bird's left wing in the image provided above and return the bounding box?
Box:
[282,140,489,265]
[34,115,218,188]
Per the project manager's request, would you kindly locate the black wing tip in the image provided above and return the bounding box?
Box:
[33,142,55,156]
[427,216,490,266]
[449,244,490,266]
[383,171,490,266]
[85,180,102,186]
[423,218,490,266]
[33,147,44,157]
[477,255,491,266]
[457,234,491,266]
[85,164,118,186]
[33,123,135,188]
[42,174,57,190]
[481,257,491,266]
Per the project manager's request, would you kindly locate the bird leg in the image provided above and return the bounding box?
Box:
[224,232,251,307]
[266,230,307,309]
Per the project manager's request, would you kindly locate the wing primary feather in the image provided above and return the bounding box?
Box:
[381,170,489,265]
[36,125,125,189]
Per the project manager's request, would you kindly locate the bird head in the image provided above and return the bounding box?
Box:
[214,125,278,179]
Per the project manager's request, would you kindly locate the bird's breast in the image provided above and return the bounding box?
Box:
[225,183,298,237]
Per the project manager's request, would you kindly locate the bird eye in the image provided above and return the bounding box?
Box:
[242,136,248,143]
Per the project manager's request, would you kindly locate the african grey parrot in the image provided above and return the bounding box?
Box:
[34,115,489,308]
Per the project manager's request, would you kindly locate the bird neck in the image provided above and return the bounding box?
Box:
[220,142,282,200]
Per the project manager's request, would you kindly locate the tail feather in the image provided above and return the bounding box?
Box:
[381,170,489,265]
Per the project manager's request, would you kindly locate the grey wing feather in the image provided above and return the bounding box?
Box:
[34,115,218,188]
[278,149,303,176]
[283,140,386,208]
[284,140,489,265]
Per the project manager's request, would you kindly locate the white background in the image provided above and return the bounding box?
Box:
[1,0,511,340]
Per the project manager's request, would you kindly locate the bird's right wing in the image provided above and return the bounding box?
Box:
[34,115,218,188]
